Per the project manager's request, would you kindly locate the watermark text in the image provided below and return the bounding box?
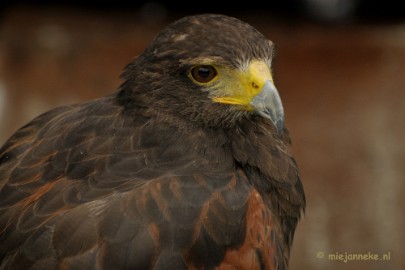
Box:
[316,251,391,263]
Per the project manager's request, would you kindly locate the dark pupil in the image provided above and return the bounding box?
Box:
[198,66,211,78]
[191,65,216,83]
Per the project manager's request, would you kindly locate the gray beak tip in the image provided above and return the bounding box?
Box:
[250,80,285,134]
[275,119,285,134]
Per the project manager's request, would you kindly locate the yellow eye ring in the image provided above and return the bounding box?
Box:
[190,65,217,83]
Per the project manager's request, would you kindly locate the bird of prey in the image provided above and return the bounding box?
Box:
[0,14,305,269]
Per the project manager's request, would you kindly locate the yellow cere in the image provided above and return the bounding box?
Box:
[211,60,273,109]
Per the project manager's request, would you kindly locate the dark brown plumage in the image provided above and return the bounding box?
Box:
[0,14,305,269]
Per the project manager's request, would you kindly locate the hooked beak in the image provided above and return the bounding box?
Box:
[210,59,285,134]
[250,80,284,133]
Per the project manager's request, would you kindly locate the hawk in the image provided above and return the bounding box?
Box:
[0,14,305,269]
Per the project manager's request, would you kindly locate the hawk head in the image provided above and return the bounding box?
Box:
[121,14,284,132]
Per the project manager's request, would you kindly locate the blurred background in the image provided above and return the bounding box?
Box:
[0,1,404,269]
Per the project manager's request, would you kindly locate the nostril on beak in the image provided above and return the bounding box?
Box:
[251,82,259,89]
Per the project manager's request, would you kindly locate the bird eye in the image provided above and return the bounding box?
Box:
[191,65,217,83]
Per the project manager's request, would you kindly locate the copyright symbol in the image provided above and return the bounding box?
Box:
[316,251,324,259]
